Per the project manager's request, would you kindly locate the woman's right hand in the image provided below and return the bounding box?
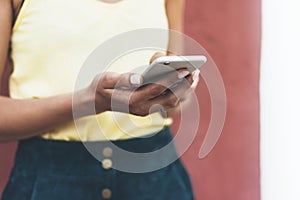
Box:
[76,70,192,117]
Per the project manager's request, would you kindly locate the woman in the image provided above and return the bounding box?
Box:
[0,0,197,199]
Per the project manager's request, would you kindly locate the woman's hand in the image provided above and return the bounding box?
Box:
[76,69,194,117]
[148,52,201,117]
[76,52,201,118]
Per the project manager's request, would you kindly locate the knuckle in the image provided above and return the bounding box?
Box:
[148,85,164,96]
[130,105,149,117]
[167,95,179,107]
[101,73,111,83]
[93,74,108,89]
[128,96,138,106]
[139,112,149,117]
[166,94,179,108]
[100,89,110,98]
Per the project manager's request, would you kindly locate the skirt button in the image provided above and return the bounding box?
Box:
[102,188,112,199]
[102,158,113,170]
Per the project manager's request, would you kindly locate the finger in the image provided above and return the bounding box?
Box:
[102,88,135,112]
[99,72,143,89]
[149,52,165,64]
[148,101,181,118]
[154,88,194,118]
[138,69,190,100]
[191,69,200,89]
[165,104,181,117]
[176,68,193,85]
[109,69,191,110]
[166,51,177,56]
[104,88,154,116]
[149,79,192,110]
[169,76,193,101]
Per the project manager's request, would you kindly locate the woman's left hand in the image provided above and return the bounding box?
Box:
[148,52,201,117]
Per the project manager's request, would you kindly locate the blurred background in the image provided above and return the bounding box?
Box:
[2,0,299,200]
[179,0,260,199]
[0,0,261,199]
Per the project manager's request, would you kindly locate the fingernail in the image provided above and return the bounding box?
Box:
[192,69,200,81]
[130,74,141,85]
[178,71,190,79]
[191,78,199,89]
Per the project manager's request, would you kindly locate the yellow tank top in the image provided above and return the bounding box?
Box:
[10,0,172,141]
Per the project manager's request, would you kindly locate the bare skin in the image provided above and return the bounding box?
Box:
[0,0,194,142]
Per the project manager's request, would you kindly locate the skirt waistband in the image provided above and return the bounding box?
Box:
[14,127,178,173]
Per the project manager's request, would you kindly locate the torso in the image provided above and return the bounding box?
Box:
[11,0,125,24]
[9,0,170,141]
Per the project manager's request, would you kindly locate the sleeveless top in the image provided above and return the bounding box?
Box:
[10,0,171,141]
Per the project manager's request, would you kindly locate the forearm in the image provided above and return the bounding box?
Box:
[165,0,185,54]
[165,0,185,32]
[0,89,91,142]
[0,0,12,90]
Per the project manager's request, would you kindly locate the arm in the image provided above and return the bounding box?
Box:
[0,71,190,142]
[0,0,12,87]
[0,0,190,142]
[165,0,185,32]
[163,0,200,115]
[0,1,106,141]
[0,0,86,142]
[165,0,185,55]
[149,0,185,62]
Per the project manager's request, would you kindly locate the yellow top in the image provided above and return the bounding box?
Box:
[10,0,172,141]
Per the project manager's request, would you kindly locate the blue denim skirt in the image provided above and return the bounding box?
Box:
[2,127,194,200]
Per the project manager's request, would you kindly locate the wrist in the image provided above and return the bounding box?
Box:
[72,88,107,118]
[72,89,89,118]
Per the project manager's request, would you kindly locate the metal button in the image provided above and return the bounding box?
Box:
[102,188,112,199]
[102,147,113,157]
[102,159,112,170]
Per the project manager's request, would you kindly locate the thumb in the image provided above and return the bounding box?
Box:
[100,72,143,89]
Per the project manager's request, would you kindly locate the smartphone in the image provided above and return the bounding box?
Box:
[142,55,207,83]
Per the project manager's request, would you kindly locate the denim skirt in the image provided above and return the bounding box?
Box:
[2,127,194,200]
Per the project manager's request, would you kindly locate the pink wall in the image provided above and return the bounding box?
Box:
[0,0,261,199]
[177,0,261,199]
